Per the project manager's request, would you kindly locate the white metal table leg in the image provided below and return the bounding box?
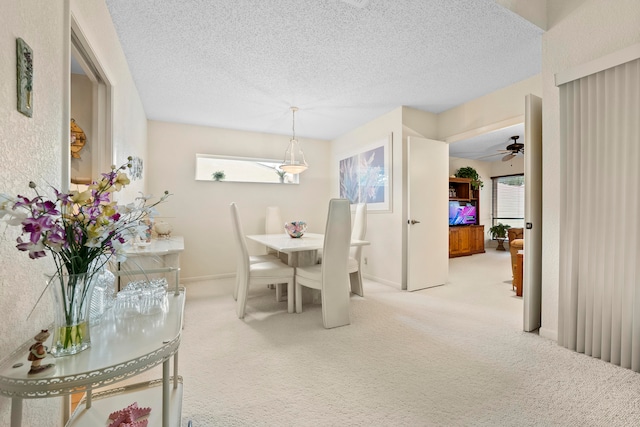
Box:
[10,398,22,427]
[173,352,179,389]
[163,359,170,427]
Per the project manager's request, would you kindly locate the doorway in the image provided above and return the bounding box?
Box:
[67,16,113,189]
[444,96,542,332]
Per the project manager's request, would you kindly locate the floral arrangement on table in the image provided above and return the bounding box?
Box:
[284,221,307,238]
[0,157,170,356]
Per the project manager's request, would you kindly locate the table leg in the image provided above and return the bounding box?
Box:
[163,359,170,427]
[515,253,524,297]
[10,397,22,427]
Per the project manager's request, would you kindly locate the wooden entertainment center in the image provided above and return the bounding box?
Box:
[449,177,485,258]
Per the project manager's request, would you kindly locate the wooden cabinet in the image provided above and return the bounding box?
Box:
[448,177,484,257]
[449,225,485,258]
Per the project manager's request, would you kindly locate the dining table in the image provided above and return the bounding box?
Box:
[246,232,370,305]
[246,232,369,268]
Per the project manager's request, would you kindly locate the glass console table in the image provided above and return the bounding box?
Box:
[0,285,186,427]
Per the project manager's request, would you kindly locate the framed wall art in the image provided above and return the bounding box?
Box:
[16,38,33,117]
[339,134,392,212]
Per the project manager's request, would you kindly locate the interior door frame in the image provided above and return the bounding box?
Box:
[64,10,114,190]
[523,94,543,332]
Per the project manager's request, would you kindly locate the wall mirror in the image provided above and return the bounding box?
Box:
[195,154,299,184]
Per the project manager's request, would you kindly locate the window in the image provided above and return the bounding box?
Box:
[195,154,299,184]
[491,174,524,228]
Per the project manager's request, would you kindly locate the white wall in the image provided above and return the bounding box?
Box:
[330,108,406,288]
[437,75,542,141]
[146,120,331,281]
[540,0,640,340]
[0,1,147,424]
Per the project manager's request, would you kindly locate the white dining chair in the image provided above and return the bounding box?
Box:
[348,203,367,296]
[265,205,289,302]
[295,199,351,328]
[230,203,295,317]
[265,206,283,254]
[316,203,367,297]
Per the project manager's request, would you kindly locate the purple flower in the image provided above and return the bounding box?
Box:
[16,237,46,259]
[22,216,54,244]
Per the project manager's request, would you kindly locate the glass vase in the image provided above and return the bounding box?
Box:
[47,272,96,357]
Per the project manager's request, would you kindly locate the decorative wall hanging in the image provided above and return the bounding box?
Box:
[129,156,143,180]
[70,119,86,159]
[338,134,392,212]
[16,38,33,117]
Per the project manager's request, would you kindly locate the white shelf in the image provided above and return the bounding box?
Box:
[0,289,186,427]
[66,377,183,427]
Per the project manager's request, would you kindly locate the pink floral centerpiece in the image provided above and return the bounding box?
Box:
[284,221,307,238]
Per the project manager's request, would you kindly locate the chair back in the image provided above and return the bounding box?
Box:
[349,203,367,259]
[508,227,524,243]
[320,199,351,327]
[230,203,250,281]
[265,206,283,254]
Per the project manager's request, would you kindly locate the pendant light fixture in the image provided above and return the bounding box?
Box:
[280,107,308,174]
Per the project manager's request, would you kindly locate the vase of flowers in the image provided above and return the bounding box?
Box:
[0,157,170,357]
[47,272,93,356]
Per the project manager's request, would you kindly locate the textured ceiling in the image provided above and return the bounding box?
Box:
[448,122,524,161]
[104,0,542,151]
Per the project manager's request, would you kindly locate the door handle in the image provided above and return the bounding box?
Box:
[408,219,421,225]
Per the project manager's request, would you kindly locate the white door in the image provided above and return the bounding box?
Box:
[407,137,449,291]
[523,94,543,331]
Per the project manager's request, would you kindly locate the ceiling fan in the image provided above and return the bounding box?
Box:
[479,135,524,161]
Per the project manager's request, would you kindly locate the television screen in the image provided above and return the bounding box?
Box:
[449,201,476,225]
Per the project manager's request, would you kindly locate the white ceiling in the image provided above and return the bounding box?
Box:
[448,122,524,161]
[104,0,542,156]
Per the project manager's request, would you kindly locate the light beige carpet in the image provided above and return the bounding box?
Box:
[171,250,640,426]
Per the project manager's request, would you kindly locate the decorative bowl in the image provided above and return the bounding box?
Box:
[284,221,307,238]
[154,221,173,239]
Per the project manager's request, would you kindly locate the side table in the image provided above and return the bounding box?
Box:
[515,250,524,297]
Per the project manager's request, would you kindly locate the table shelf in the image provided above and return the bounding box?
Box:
[66,377,183,427]
[0,289,186,427]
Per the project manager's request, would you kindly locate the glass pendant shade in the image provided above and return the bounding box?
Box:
[281,107,308,174]
[281,138,308,174]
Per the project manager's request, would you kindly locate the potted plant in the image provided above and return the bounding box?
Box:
[212,171,226,181]
[488,223,511,251]
[455,166,484,190]
[275,169,287,183]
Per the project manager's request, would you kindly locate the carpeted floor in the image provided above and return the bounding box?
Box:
[151,250,640,426]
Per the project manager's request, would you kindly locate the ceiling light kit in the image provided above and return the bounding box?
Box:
[501,135,524,162]
[280,107,308,174]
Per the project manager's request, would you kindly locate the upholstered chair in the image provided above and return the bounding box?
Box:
[295,199,351,328]
[230,203,295,317]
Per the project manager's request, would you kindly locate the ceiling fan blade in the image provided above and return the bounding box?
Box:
[477,152,503,160]
[502,153,516,162]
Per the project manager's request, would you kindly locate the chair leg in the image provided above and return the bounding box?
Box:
[236,278,248,319]
[350,271,363,297]
[233,276,239,301]
[295,282,303,313]
[275,283,283,302]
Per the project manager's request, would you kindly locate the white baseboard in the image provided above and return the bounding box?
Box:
[539,327,557,342]
[181,273,234,283]
[362,273,401,289]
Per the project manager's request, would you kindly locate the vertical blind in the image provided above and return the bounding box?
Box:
[558,57,640,371]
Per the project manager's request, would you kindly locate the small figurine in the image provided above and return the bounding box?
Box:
[27,329,54,374]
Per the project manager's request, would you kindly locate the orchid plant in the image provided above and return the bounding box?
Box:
[1,157,169,275]
[0,157,170,353]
